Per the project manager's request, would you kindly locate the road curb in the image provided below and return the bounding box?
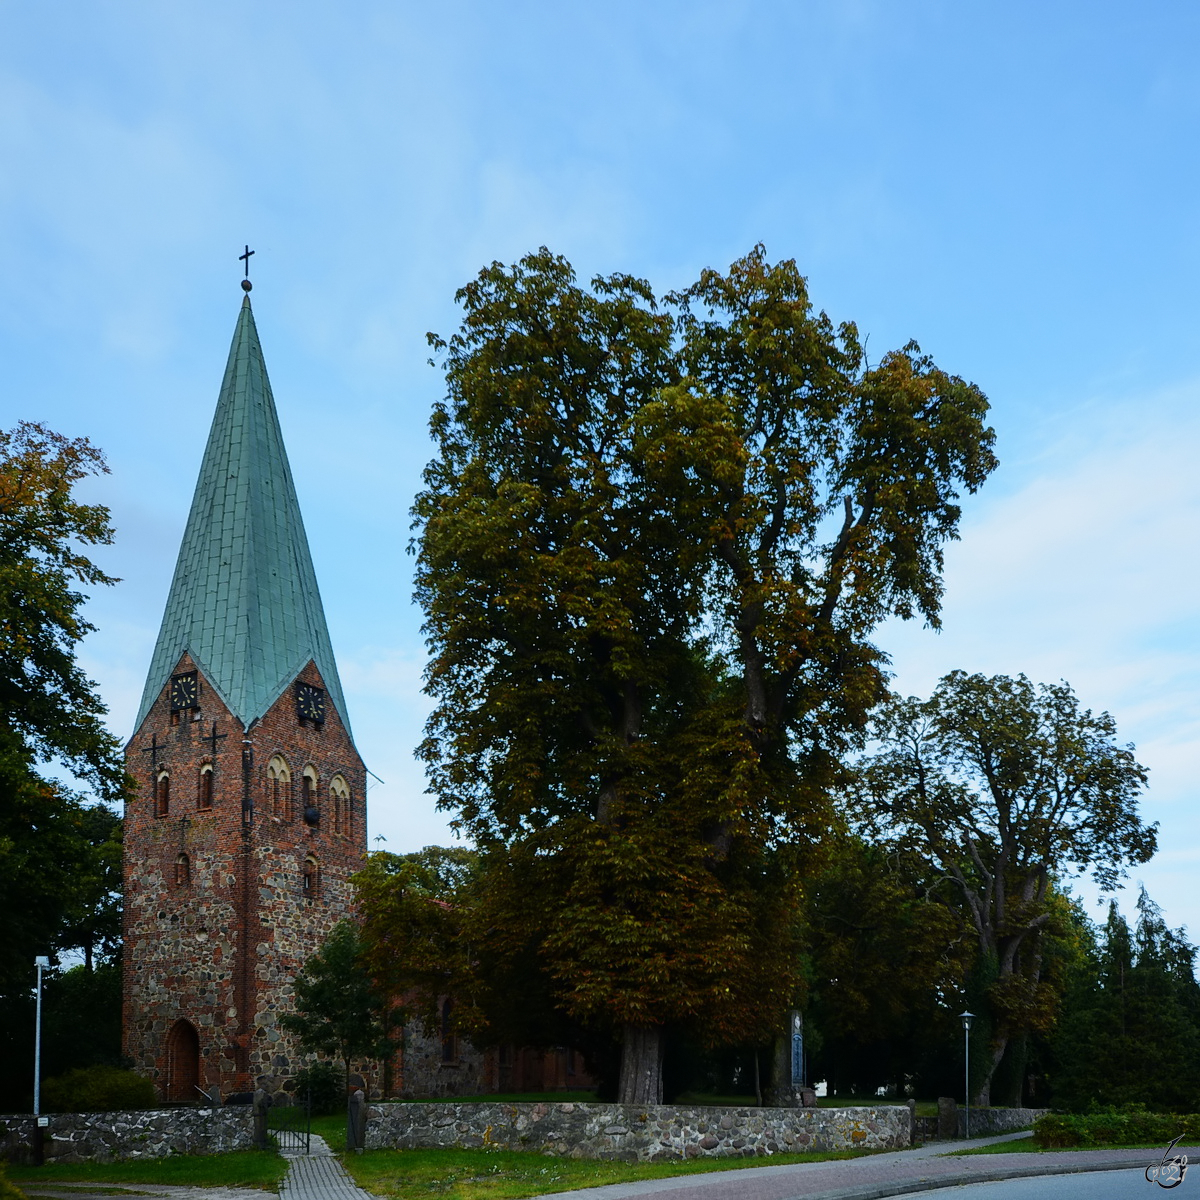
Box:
[788,1159,1142,1200]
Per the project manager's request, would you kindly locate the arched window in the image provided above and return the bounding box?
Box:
[156,771,170,818]
[302,855,319,901]
[302,766,318,825]
[330,775,350,835]
[175,853,191,887]
[267,755,292,820]
[165,1019,201,1103]
[198,763,213,811]
[440,998,457,1064]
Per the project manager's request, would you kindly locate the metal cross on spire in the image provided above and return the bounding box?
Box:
[239,245,255,293]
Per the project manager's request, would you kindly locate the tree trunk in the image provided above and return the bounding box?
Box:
[618,1024,664,1104]
[988,1034,1027,1107]
[974,1036,1006,1107]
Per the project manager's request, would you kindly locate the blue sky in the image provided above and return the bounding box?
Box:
[3,2,1199,934]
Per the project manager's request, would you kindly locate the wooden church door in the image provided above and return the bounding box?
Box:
[166,1019,201,1102]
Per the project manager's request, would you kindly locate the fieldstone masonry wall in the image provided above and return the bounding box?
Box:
[0,1108,255,1165]
[367,1101,910,1161]
[958,1107,1047,1137]
[123,655,367,1100]
[399,1019,491,1098]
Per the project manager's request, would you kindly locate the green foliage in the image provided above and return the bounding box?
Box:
[292,1060,345,1115]
[0,1163,26,1200]
[803,834,972,1097]
[53,806,123,970]
[857,672,1155,1103]
[1048,890,1200,1111]
[41,962,124,1078]
[0,777,120,996]
[0,422,126,798]
[0,831,125,1109]
[355,848,475,1034]
[1033,1108,1200,1148]
[40,1065,155,1113]
[414,247,995,1098]
[0,422,130,1110]
[280,921,398,1091]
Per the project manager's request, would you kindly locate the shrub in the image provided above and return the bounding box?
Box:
[1033,1108,1200,1148]
[291,1062,343,1116]
[0,1163,25,1200]
[1031,1114,1081,1147]
[41,1065,155,1113]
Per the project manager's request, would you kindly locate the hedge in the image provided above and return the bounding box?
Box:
[1033,1110,1200,1148]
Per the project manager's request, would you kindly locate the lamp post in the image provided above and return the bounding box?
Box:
[960,1010,974,1139]
[33,956,50,1116]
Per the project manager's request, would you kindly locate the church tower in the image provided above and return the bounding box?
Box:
[123,282,367,1102]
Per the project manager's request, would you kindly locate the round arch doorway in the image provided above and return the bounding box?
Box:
[165,1019,201,1103]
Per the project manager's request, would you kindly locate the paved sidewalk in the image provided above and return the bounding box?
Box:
[279,1135,374,1200]
[538,1133,1194,1200]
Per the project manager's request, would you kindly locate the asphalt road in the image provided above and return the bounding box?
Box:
[896,1167,1164,1198]
[541,1136,1196,1200]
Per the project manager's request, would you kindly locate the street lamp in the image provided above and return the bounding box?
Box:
[960,1010,974,1139]
[34,956,49,1116]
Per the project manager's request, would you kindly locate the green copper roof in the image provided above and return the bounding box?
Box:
[134,296,352,737]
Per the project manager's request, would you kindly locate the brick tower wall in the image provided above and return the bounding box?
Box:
[123,653,367,1102]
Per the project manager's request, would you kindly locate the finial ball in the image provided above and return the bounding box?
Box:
[241,278,253,292]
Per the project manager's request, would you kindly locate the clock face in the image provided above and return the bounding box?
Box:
[296,683,326,724]
[170,672,199,711]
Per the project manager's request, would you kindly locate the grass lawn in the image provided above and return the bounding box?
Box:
[7,1149,288,1190]
[381,1095,599,1106]
[340,1146,873,1200]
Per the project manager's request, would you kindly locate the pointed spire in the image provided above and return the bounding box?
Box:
[134,296,352,736]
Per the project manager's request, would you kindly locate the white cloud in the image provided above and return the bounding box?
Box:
[884,380,1200,932]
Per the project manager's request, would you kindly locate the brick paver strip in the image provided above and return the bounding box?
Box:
[539,1135,1197,1200]
[280,1134,373,1200]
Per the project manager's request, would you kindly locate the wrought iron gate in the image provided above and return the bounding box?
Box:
[268,1090,311,1154]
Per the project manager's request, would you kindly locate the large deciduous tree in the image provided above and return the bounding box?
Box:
[0,422,126,799]
[414,247,996,1101]
[0,423,129,1107]
[858,671,1157,1104]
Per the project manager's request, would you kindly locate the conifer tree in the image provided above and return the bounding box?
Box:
[1051,891,1200,1110]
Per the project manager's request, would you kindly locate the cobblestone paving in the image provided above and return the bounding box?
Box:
[279,1135,373,1200]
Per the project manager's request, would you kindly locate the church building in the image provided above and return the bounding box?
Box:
[122,282,367,1102]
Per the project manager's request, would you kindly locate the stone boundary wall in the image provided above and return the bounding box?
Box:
[958,1107,1048,1138]
[367,1101,910,1161]
[0,1108,255,1165]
